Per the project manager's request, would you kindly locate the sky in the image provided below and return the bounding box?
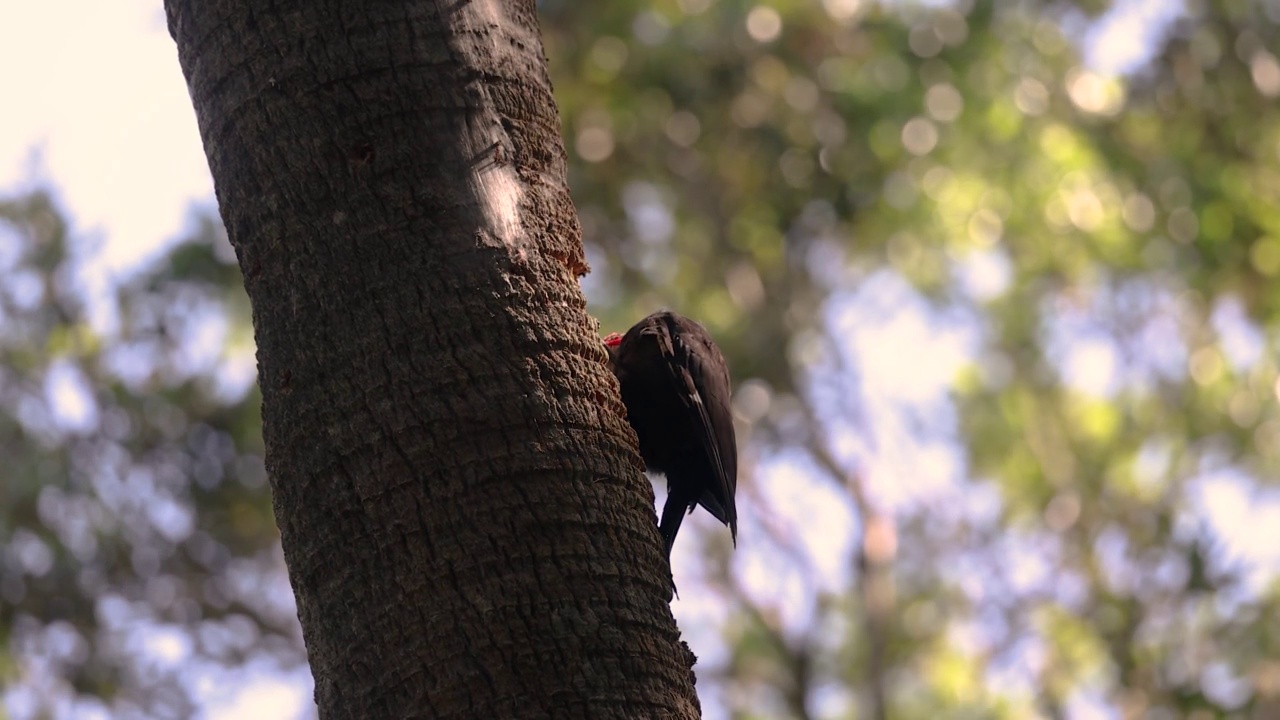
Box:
[0,1,213,276]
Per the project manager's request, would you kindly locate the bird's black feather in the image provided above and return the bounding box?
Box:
[606,311,738,558]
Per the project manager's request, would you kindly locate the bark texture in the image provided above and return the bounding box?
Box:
[165,1,700,717]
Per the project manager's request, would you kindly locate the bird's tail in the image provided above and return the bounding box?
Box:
[659,491,694,558]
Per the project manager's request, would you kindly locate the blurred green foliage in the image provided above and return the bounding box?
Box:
[545,0,1280,717]
[0,192,297,718]
[4,0,1280,717]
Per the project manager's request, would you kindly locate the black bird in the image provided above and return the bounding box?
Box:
[604,311,738,558]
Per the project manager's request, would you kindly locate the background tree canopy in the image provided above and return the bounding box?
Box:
[3,0,1279,718]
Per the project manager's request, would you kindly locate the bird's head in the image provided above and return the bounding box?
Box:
[602,332,624,368]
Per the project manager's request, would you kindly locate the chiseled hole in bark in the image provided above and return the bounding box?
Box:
[462,0,533,250]
[470,162,525,249]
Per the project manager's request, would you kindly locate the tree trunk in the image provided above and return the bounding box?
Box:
[165,1,700,717]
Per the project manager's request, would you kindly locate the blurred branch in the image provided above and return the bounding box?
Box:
[737,591,817,720]
[805,414,889,720]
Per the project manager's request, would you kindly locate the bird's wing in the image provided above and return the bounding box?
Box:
[651,315,738,538]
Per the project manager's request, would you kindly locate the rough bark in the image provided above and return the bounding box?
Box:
[165,1,700,717]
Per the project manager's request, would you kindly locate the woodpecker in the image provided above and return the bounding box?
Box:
[603,311,738,558]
